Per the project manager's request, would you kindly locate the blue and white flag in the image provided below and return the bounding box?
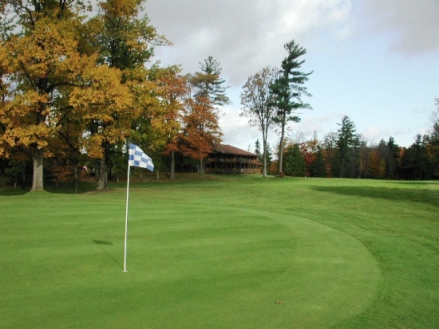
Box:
[128,143,154,172]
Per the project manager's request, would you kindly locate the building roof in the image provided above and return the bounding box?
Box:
[212,144,257,157]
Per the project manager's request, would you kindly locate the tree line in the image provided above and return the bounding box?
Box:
[253,112,439,180]
[0,0,229,191]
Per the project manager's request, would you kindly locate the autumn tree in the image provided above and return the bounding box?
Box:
[367,149,385,179]
[0,28,12,173]
[174,58,228,174]
[83,0,168,189]
[145,66,186,178]
[47,113,89,192]
[144,65,187,179]
[301,132,319,176]
[177,90,222,173]
[241,67,279,177]
[0,0,93,191]
[69,64,133,188]
[270,40,312,174]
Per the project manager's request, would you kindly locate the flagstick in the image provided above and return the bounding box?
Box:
[123,164,131,272]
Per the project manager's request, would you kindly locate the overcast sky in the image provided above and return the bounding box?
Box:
[145,0,439,151]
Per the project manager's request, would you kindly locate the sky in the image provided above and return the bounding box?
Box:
[144,0,439,151]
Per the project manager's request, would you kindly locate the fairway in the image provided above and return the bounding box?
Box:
[1,176,438,328]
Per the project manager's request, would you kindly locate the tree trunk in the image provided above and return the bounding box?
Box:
[340,160,346,178]
[199,158,204,174]
[95,158,108,190]
[278,117,286,174]
[21,161,26,189]
[262,138,268,177]
[73,164,79,193]
[31,148,44,191]
[170,151,175,179]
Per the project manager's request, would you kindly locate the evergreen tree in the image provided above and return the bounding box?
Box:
[179,57,229,173]
[427,99,439,178]
[336,116,361,177]
[400,135,430,180]
[190,56,230,107]
[310,146,327,177]
[255,139,262,163]
[270,40,312,174]
[284,144,305,177]
[384,137,400,179]
[323,132,338,177]
[266,142,273,173]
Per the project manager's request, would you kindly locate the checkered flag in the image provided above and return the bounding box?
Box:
[128,143,154,172]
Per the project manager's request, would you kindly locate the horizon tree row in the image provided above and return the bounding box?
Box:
[264,111,439,180]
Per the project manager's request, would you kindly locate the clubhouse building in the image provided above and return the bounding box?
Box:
[205,144,261,174]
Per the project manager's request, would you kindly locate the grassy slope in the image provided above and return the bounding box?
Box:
[0,176,438,328]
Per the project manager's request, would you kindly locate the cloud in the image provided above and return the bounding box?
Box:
[146,0,354,85]
[292,112,342,138]
[219,109,347,150]
[218,107,260,150]
[362,0,439,55]
[360,126,390,145]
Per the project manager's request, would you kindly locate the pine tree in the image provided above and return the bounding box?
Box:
[284,144,305,177]
[255,139,262,162]
[270,40,312,174]
[336,116,360,178]
[311,146,327,177]
[190,56,230,107]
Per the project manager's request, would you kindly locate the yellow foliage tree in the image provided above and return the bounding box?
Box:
[1,0,178,190]
[0,1,92,191]
[82,0,171,189]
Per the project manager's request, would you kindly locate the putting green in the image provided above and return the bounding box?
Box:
[261,208,383,328]
[179,208,382,328]
[120,204,382,328]
[1,198,382,329]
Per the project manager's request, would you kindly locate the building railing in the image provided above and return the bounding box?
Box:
[206,157,260,164]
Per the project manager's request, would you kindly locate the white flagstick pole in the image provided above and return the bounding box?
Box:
[123,162,131,272]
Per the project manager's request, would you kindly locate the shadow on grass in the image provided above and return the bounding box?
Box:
[0,182,97,195]
[45,182,97,194]
[0,187,29,196]
[93,240,122,269]
[311,185,439,209]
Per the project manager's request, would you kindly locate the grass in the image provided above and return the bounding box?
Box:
[0,175,438,328]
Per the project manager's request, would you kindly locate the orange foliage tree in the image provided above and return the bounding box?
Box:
[168,58,227,174]
[178,94,222,173]
[153,66,188,178]
[367,149,386,179]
